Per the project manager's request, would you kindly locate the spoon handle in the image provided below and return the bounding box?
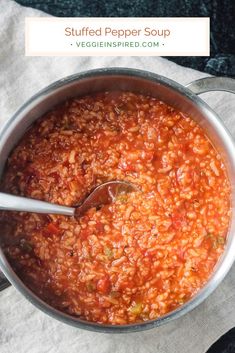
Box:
[0,192,75,216]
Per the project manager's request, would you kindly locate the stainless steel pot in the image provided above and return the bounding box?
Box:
[0,68,235,332]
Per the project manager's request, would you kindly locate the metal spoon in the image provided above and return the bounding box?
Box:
[0,181,137,218]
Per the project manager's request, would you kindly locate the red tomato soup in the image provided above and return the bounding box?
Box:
[0,92,231,325]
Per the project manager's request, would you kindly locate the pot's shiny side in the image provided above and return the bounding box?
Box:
[0,68,235,333]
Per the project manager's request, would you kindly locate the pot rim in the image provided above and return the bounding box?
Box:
[1,67,235,333]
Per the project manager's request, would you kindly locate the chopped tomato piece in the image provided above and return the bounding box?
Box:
[118,159,136,172]
[80,229,90,240]
[96,221,104,233]
[45,222,60,235]
[97,277,111,294]
[177,248,185,261]
[172,213,185,230]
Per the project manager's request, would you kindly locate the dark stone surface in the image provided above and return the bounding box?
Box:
[0,270,10,291]
[206,327,235,353]
[15,0,235,77]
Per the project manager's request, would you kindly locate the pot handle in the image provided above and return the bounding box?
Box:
[186,77,235,95]
[0,269,10,291]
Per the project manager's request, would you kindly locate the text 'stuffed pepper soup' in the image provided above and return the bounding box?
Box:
[0,92,231,325]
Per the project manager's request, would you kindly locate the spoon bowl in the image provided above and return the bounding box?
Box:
[75,180,138,217]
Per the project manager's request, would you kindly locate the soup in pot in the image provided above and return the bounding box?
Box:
[0,91,231,325]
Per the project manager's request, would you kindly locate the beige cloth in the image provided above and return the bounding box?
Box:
[0,1,235,352]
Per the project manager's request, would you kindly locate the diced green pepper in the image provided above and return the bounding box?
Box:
[86,281,95,292]
[110,291,120,298]
[117,194,128,203]
[114,106,121,114]
[20,240,33,253]
[104,247,113,259]
[217,236,225,245]
[206,234,226,248]
[130,303,142,315]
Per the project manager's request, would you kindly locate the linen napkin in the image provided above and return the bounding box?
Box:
[0,1,235,352]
